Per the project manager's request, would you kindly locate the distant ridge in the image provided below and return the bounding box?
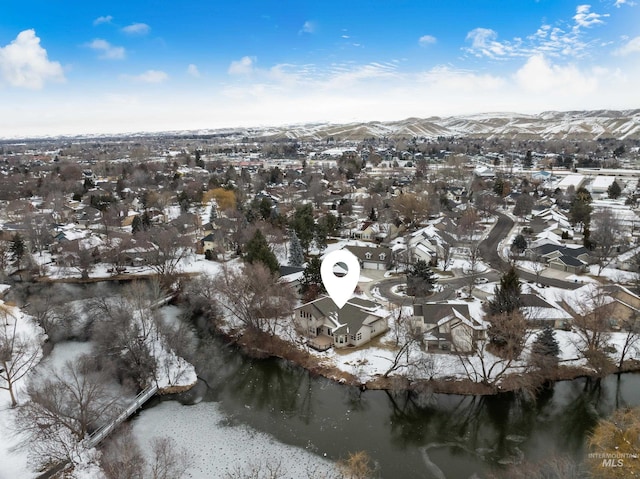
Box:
[250,109,640,142]
[3,109,640,142]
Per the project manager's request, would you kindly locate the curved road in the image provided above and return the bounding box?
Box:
[480,212,582,290]
[373,211,581,304]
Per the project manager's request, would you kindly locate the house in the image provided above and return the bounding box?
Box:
[279,265,305,292]
[294,296,390,351]
[412,301,489,352]
[528,243,590,274]
[200,233,217,254]
[520,293,573,329]
[407,225,446,265]
[344,245,392,271]
[562,283,640,329]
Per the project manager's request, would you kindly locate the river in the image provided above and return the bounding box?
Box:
[17,283,640,478]
[145,332,640,479]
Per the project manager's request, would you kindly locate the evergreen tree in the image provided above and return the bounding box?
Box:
[245,229,279,274]
[569,187,593,228]
[299,257,325,302]
[314,221,328,252]
[608,180,622,199]
[487,266,521,316]
[369,207,377,221]
[406,259,437,297]
[511,234,527,254]
[292,203,315,254]
[209,203,218,221]
[131,215,143,234]
[523,150,533,169]
[530,326,560,371]
[288,231,304,267]
[10,233,26,267]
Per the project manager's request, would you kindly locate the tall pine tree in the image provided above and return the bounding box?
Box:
[488,266,521,316]
[289,231,304,267]
[245,229,279,274]
[530,326,560,372]
[299,257,325,302]
[406,259,437,297]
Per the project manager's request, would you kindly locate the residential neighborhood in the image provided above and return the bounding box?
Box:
[2,120,640,478]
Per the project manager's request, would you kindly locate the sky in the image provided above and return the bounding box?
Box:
[1,0,639,137]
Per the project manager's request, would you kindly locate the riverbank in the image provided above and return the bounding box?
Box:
[216,325,640,396]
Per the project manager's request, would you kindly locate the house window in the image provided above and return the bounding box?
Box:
[356,332,362,342]
[379,253,386,261]
[350,334,356,341]
[365,252,371,259]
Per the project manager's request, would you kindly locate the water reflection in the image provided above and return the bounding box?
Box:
[179,334,640,479]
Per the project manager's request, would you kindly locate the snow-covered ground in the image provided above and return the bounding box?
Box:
[0,301,46,479]
[131,400,339,479]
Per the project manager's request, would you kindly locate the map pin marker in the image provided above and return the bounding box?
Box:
[320,249,361,309]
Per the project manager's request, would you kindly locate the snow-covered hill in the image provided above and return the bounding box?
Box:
[251,109,640,141]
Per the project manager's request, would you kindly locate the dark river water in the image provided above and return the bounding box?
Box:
[164,334,640,479]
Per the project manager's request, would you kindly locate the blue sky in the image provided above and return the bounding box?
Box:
[1,0,639,137]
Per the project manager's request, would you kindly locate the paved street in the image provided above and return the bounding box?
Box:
[366,210,584,305]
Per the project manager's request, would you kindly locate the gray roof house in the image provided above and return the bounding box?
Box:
[294,296,389,351]
[344,245,392,271]
[412,302,488,353]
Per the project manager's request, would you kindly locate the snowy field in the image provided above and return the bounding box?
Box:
[131,400,339,479]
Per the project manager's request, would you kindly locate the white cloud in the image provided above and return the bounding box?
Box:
[93,15,113,26]
[122,23,150,35]
[614,0,636,7]
[418,35,437,46]
[87,39,125,60]
[573,5,608,29]
[514,54,597,94]
[0,29,64,89]
[122,70,168,83]
[466,28,512,58]
[187,64,201,77]
[614,36,640,55]
[228,56,255,75]
[299,21,315,34]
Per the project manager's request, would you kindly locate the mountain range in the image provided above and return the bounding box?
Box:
[246,109,640,142]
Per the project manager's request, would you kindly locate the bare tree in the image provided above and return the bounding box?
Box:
[590,208,624,276]
[0,304,42,407]
[148,436,193,479]
[138,225,191,287]
[58,240,98,279]
[214,262,296,336]
[568,286,616,376]
[100,424,146,479]
[225,459,286,479]
[392,192,430,227]
[455,316,532,390]
[15,357,122,469]
[465,245,482,295]
[379,308,438,379]
[440,243,452,272]
[618,313,640,370]
[89,295,158,388]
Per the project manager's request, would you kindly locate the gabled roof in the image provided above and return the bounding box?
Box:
[551,254,585,267]
[344,245,392,263]
[296,295,388,335]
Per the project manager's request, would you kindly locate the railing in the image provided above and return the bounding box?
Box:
[86,384,159,448]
